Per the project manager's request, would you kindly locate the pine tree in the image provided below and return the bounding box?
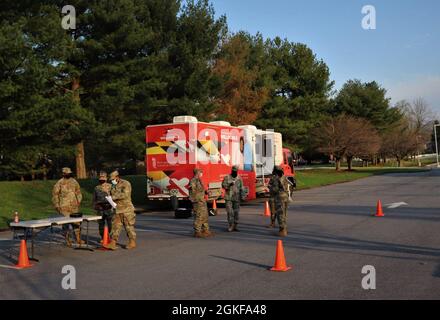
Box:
[256,38,334,153]
[334,79,402,132]
[0,4,94,179]
[212,32,269,125]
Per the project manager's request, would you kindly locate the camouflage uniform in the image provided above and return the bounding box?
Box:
[93,177,114,238]
[109,178,136,242]
[268,179,277,227]
[52,169,83,240]
[222,170,245,230]
[268,169,290,235]
[189,170,210,235]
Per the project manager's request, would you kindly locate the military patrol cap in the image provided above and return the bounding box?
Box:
[99,172,108,181]
[274,165,283,172]
[62,167,72,174]
[193,168,202,174]
[231,165,239,172]
[109,170,119,180]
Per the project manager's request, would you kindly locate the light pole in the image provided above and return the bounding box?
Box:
[434,124,440,168]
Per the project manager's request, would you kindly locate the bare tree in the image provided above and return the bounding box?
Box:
[398,98,435,140]
[381,119,418,167]
[313,115,381,171]
[409,98,435,133]
[396,98,436,165]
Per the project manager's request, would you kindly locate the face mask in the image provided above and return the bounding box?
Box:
[111,179,118,185]
[231,171,238,178]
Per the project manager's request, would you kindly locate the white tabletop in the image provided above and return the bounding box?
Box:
[50,216,84,225]
[82,215,102,222]
[10,215,101,228]
[10,219,52,228]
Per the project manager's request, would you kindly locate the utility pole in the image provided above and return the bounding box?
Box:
[434,124,440,168]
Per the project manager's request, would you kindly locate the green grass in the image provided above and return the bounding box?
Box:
[294,167,429,190]
[0,168,429,229]
[295,170,372,190]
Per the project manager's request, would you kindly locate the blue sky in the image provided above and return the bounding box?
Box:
[211,0,440,111]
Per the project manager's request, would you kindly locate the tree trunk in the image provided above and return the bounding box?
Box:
[76,141,87,179]
[335,159,341,171]
[397,157,401,168]
[347,156,353,171]
[72,77,87,179]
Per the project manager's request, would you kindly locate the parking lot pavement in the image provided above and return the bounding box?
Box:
[1,169,440,299]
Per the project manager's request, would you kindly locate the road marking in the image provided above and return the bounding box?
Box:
[386,202,408,209]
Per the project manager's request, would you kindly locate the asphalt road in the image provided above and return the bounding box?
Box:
[1,169,440,300]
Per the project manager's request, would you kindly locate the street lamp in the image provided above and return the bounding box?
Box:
[434,124,440,168]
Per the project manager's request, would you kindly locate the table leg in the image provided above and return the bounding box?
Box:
[29,228,39,262]
[86,220,90,246]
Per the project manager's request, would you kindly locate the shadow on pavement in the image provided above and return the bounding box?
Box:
[135,213,440,263]
[210,255,270,269]
[432,264,440,277]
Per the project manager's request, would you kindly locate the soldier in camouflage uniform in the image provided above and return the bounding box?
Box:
[268,166,290,237]
[52,167,84,246]
[267,166,278,229]
[222,166,246,232]
[104,171,137,250]
[189,168,212,238]
[92,172,114,241]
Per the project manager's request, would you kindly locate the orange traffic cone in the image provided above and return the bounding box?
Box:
[98,226,110,251]
[15,239,33,269]
[212,199,217,210]
[375,200,384,217]
[270,240,292,272]
[264,201,271,217]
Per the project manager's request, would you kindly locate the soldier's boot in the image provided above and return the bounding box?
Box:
[202,230,214,238]
[227,225,234,232]
[103,240,118,250]
[233,224,239,232]
[126,239,136,250]
[194,231,203,238]
[75,233,86,245]
[266,220,275,228]
[278,229,288,237]
[65,233,72,247]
